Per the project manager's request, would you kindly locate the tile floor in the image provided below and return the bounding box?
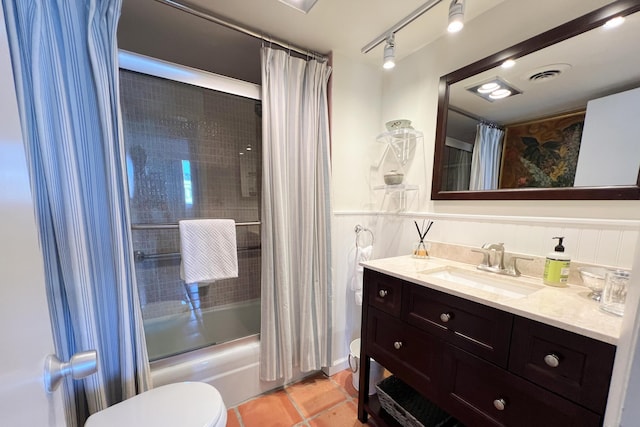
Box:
[226,369,377,427]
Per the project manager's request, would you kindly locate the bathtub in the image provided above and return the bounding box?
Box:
[147,299,308,406]
[144,299,261,361]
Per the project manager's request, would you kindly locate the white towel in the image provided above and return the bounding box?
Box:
[179,219,238,284]
[349,245,373,306]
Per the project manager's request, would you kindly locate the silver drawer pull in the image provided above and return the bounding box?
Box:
[379,289,388,298]
[544,353,560,368]
[393,341,403,350]
[493,398,507,411]
[440,313,451,323]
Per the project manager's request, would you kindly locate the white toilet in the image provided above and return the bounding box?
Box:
[85,382,227,427]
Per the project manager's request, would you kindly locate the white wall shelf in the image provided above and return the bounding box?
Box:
[372,126,423,212]
[373,184,418,212]
[373,184,419,193]
[376,127,423,166]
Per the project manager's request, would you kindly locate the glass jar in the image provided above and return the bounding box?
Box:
[412,241,430,258]
[600,269,630,316]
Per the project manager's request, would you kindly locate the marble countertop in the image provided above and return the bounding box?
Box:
[361,255,623,345]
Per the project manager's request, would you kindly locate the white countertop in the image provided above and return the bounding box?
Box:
[361,255,622,345]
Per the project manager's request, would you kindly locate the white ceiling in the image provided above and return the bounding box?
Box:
[449,9,640,126]
[118,0,505,83]
[183,0,505,60]
[118,0,639,127]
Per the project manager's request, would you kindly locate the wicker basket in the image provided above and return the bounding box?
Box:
[376,376,461,427]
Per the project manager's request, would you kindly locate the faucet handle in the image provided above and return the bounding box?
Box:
[507,256,534,276]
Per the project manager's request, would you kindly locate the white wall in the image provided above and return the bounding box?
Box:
[574,87,640,187]
[330,51,384,211]
[0,12,66,425]
[328,51,384,370]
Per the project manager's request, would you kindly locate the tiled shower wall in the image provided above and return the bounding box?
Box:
[119,69,262,315]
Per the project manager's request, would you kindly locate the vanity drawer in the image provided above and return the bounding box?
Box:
[509,317,616,414]
[442,345,601,427]
[366,307,442,400]
[364,270,403,317]
[403,284,513,367]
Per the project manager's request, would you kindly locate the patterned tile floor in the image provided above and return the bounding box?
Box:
[226,369,377,427]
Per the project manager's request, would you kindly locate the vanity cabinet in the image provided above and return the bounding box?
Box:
[357,269,616,427]
[404,284,512,367]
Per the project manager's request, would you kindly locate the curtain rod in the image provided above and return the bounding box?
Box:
[449,105,485,123]
[361,0,444,54]
[153,0,328,61]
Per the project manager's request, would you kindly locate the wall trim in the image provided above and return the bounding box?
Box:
[333,211,640,230]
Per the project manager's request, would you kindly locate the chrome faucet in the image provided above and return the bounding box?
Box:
[482,242,505,271]
[472,243,532,277]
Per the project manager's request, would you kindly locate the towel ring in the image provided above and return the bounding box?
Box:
[354,225,374,248]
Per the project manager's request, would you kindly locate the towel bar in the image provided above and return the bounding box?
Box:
[134,245,261,262]
[131,221,260,230]
[354,224,374,248]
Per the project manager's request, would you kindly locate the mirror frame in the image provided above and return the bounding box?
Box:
[432,0,640,200]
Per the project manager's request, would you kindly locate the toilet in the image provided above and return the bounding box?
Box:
[85,382,227,427]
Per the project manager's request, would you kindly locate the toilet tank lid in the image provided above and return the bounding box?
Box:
[85,382,226,427]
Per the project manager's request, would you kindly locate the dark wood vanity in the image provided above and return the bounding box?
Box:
[357,269,616,427]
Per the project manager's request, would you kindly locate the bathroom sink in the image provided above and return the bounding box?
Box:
[419,267,543,299]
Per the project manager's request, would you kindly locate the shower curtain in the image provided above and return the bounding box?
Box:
[2,1,150,425]
[260,47,333,381]
[469,123,505,190]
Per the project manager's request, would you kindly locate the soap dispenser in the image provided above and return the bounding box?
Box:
[543,237,571,287]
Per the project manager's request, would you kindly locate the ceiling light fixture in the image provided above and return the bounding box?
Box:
[603,16,625,29]
[362,0,465,57]
[447,0,465,33]
[467,77,521,102]
[383,34,396,70]
[278,0,318,14]
[477,82,500,94]
[501,59,516,69]
[489,89,512,100]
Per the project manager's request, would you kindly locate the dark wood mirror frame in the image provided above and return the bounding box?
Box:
[431,0,640,200]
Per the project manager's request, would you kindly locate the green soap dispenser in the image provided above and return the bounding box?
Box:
[543,237,571,287]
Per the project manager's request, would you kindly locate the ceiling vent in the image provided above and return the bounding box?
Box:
[524,63,571,83]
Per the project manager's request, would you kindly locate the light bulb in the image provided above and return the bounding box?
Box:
[448,0,465,33]
[383,35,395,69]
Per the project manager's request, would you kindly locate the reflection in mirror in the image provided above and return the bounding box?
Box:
[433,2,640,200]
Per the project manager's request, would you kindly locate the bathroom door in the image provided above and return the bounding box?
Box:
[0,9,66,426]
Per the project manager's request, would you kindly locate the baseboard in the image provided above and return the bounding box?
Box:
[323,356,350,377]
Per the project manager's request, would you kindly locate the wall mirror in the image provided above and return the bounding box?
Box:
[432,1,640,200]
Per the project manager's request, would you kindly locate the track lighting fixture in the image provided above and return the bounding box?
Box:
[383,34,396,69]
[447,0,465,33]
[363,0,469,67]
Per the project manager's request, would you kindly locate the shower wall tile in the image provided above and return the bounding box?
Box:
[121,70,262,315]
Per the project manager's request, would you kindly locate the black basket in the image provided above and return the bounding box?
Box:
[376,376,462,427]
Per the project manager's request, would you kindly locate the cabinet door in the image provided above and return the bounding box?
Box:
[365,269,403,317]
[442,345,601,427]
[509,317,616,414]
[367,307,442,401]
[403,284,513,367]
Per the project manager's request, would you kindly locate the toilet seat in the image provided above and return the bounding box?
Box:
[85,382,227,427]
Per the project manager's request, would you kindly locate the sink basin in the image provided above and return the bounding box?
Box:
[419,267,543,299]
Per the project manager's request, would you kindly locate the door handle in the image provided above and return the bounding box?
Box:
[44,350,98,393]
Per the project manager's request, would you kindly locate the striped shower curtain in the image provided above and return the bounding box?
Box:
[260,47,333,381]
[2,1,150,426]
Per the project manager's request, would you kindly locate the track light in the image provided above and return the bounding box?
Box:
[447,0,465,33]
[383,34,396,69]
